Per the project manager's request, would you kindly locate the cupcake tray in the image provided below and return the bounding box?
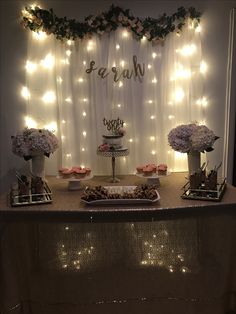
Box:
[181,178,226,202]
[10,182,52,207]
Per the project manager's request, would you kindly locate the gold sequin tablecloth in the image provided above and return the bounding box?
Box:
[1,173,236,314]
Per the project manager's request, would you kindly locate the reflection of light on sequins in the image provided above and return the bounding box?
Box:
[181,266,189,273]
[153,234,156,238]
[168,265,174,273]
[63,264,68,269]
[141,260,148,265]
[178,254,184,262]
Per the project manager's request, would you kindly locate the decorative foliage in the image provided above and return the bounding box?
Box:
[11,128,59,160]
[168,123,219,153]
[21,5,201,43]
[103,117,125,135]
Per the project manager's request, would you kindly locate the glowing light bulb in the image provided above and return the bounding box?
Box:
[61,135,65,140]
[120,60,125,67]
[66,154,72,158]
[141,36,147,42]
[57,76,63,83]
[152,78,157,83]
[147,64,152,69]
[65,97,72,103]
[174,64,191,80]
[87,40,94,51]
[119,81,123,87]
[25,60,37,73]
[116,44,120,50]
[167,150,171,154]
[44,121,57,132]
[61,58,69,65]
[117,104,121,108]
[67,40,72,46]
[200,61,207,74]
[168,115,175,120]
[32,31,47,40]
[78,78,84,83]
[82,111,87,117]
[42,91,56,104]
[150,136,155,141]
[122,30,129,38]
[151,150,156,155]
[82,131,87,137]
[175,88,184,102]
[129,138,133,143]
[62,120,66,124]
[179,44,196,56]
[150,115,155,120]
[25,116,37,128]
[21,86,30,99]
[152,52,157,59]
[83,98,88,102]
[83,60,86,65]
[81,148,85,152]
[40,53,55,69]
[66,50,72,56]
[148,100,153,104]
[195,25,202,33]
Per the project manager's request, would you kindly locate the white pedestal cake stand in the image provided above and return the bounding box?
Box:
[97,149,129,183]
[136,172,171,187]
[57,174,93,190]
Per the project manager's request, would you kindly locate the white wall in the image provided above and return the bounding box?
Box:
[0,0,235,192]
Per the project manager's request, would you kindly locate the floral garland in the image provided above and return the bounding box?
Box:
[21,5,201,43]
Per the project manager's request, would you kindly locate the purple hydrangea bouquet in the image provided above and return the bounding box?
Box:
[11,128,59,178]
[168,123,219,153]
[11,128,58,160]
[168,123,219,174]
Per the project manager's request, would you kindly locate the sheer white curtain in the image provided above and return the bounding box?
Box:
[25,21,204,175]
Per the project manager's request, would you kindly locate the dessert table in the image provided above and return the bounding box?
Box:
[1,173,236,314]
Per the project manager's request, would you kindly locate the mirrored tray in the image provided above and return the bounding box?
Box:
[81,186,160,205]
[181,178,226,202]
[10,182,52,206]
[135,171,171,179]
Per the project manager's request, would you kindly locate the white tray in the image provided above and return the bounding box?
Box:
[135,171,171,179]
[57,174,93,182]
[81,186,160,205]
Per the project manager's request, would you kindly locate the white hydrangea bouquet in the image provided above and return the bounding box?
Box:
[11,128,58,160]
[168,123,219,153]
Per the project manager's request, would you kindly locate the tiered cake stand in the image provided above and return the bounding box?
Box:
[97,149,129,183]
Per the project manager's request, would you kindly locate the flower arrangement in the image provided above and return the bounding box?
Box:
[21,5,201,43]
[11,128,59,160]
[168,123,219,153]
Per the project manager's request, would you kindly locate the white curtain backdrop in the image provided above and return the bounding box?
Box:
[24,20,204,175]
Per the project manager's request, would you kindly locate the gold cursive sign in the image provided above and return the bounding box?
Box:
[86,55,145,83]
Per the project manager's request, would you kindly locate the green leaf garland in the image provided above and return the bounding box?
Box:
[21,4,201,43]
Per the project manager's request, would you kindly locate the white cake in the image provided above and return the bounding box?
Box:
[102,134,123,149]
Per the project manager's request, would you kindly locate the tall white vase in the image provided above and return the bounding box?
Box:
[31,155,45,179]
[187,151,201,175]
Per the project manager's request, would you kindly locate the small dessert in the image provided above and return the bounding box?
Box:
[143,165,154,176]
[149,164,157,173]
[157,164,167,175]
[58,168,69,176]
[85,167,91,176]
[74,168,87,179]
[61,168,74,179]
[136,165,145,174]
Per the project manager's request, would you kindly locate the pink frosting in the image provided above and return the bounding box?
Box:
[158,164,167,171]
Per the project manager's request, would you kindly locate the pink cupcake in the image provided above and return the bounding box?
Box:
[143,165,154,176]
[85,167,91,176]
[136,165,145,174]
[58,167,69,176]
[61,168,74,179]
[74,169,87,179]
[157,164,168,175]
[149,164,157,173]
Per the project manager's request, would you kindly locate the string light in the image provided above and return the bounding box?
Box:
[87,40,94,51]
[61,58,70,65]
[21,86,31,99]
[44,121,57,132]
[65,97,72,103]
[83,60,86,65]
[67,40,72,46]
[81,147,85,152]
[200,61,207,74]
[168,115,175,120]
[32,31,47,40]
[82,111,87,117]
[151,150,156,155]
[147,64,152,69]
[66,153,72,158]
[195,25,202,33]
[40,53,55,69]
[62,120,66,124]
[148,100,153,104]
[122,30,129,37]
[25,116,37,128]
[116,44,120,50]
[150,115,155,120]
[83,98,88,102]
[175,88,185,102]
[150,136,155,141]
[119,81,123,87]
[117,104,121,108]
[57,76,63,83]
[25,60,37,73]
[141,36,147,42]
[177,44,196,56]
[66,50,72,56]
[42,91,56,103]
[82,131,87,137]
[120,60,125,67]
[129,138,133,143]
[78,78,84,83]
[152,78,157,83]
[152,52,157,59]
